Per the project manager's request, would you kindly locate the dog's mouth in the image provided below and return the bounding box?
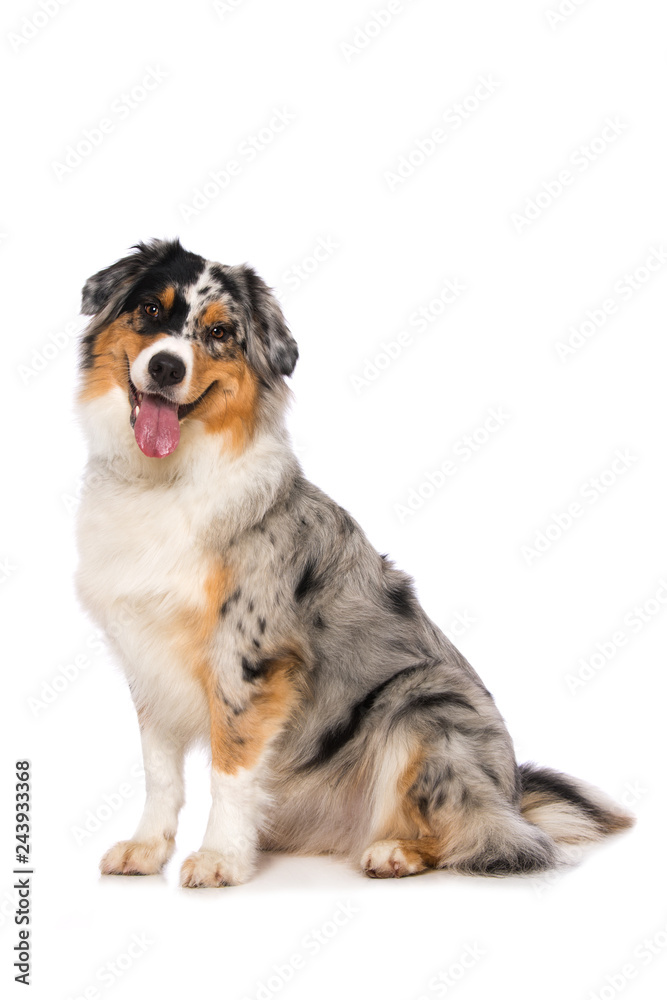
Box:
[127,369,215,459]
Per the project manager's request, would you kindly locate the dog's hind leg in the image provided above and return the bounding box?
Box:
[359,745,633,878]
[100,722,186,876]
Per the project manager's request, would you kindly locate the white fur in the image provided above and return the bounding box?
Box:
[99,727,185,876]
[130,336,194,401]
[181,765,269,886]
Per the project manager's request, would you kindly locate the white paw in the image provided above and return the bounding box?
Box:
[100,837,174,876]
[361,840,424,879]
[180,849,254,888]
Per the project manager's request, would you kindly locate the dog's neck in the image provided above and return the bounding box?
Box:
[79,390,300,539]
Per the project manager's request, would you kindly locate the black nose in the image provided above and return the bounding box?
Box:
[148,352,186,388]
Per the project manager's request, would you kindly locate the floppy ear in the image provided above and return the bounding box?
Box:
[81,239,179,317]
[241,266,299,379]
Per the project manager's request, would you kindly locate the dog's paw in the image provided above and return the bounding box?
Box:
[100,837,175,876]
[180,849,254,888]
[361,839,426,879]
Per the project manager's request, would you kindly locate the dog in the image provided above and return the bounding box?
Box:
[75,238,633,887]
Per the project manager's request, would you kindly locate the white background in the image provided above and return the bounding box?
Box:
[2,1,666,998]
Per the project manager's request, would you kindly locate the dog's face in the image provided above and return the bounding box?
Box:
[78,239,298,458]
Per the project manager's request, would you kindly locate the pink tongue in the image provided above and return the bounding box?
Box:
[134,394,181,458]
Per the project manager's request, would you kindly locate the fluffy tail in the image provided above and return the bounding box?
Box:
[519,762,635,846]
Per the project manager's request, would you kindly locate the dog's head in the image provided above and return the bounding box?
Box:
[78,239,298,459]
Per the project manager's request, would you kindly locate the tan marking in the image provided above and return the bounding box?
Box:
[372,745,434,841]
[186,344,259,454]
[363,837,443,877]
[159,563,303,774]
[395,750,435,837]
[159,286,175,311]
[208,650,304,774]
[78,318,168,402]
[199,302,232,328]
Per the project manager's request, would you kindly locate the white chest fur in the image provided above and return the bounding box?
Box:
[76,468,216,739]
[74,419,297,741]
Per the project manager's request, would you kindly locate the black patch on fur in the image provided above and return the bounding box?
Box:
[220,589,241,616]
[409,760,451,817]
[392,690,477,726]
[252,638,261,649]
[480,764,503,789]
[209,263,245,304]
[520,764,608,828]
[219,689,244,716]
[295,558,325,603]
[385,578,415,617]
[463,847,553,877]
[258,617,266,634]
[314,613,326,630]
[241,656,271,683]
[299,661,434,770]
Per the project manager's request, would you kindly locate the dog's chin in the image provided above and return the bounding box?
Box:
[127,378,215,459]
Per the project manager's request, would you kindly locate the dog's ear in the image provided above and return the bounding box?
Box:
[241,266,299,379]
[81,239,179,317]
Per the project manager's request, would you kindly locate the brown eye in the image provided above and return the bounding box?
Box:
[144,303,159,318]
[210,324,230,341]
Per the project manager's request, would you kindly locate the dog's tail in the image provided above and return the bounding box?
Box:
[518,762,635,846]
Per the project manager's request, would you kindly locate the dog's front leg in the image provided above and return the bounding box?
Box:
[100,722,185,876]
[180,655,299,888]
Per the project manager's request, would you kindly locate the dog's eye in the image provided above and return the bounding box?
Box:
[210,325,231,341]
[143,303,159,318]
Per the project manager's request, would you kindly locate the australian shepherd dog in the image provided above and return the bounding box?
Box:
[75,238,633,887]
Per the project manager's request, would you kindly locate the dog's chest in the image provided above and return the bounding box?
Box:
[77,476,212,618]
[76,475,231,722]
